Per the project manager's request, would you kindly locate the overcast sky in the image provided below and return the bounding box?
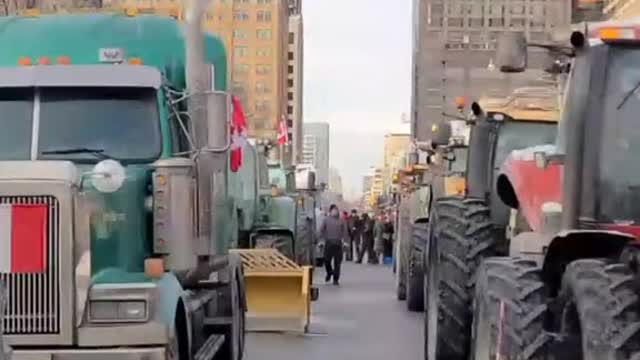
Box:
[302,0,412,200]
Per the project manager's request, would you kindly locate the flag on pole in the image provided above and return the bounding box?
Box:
[230,96,248,172]
[277,115,289,146]
[0,204,48,274]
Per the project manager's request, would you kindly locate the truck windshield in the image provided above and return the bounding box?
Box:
[0,88,33,160]
[495,121,557,169]
[598,46,640,223]
[38,87,161,163]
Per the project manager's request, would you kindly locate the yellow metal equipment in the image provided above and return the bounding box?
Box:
[230,249,313,333]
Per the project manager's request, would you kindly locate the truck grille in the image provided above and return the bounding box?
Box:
[0,196,60,335]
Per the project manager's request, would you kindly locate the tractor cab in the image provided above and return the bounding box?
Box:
[497,20,640,238]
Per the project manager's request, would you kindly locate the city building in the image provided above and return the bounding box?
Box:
[382,123,411,196]
[411,0,572,141]
[205,0,289,141]
[96,0,290,142]
[604,0,639,19]
[302,122,330,185]
[328,167,343,194]
[361,167,383,212]
[287,11,304,165]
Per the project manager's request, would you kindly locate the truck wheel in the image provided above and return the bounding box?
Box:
[254,233,293,259]
[296,217,313,266]
[396,232,408,301]
[470,257,551,360]
[406,223,427,312]
[554,259,640,360]
[216,258,246,360]
[425,197,496,360]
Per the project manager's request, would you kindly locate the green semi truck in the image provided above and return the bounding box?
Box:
[0,3,310,359]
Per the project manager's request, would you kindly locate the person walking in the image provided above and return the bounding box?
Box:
[346,209,361,261]
[357,213,377,264]
[373,215,384,264]
[382,215,395,262]
[318,204,348,285]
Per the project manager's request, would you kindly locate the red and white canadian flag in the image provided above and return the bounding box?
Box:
[0,204,48,273]
[277,115,289,146]
[230,96,248,172]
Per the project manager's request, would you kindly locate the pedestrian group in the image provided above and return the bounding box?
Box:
[318,204,395,286]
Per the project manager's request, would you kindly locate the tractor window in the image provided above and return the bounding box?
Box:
[494,121,557,169]
[38,87,161,164]
[0,88,33,160]
[598,46,640,223]
[447,147,467,174]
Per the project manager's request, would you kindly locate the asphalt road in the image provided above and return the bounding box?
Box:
[245,261,423,360]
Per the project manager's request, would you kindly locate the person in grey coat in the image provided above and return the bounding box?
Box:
[319,204,348,285]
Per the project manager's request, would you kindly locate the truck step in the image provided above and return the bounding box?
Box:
[204,316,233,326]
[189,280,227,290]
[194,334,226,360]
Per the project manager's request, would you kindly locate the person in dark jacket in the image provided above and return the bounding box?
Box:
[357,213,377,264]
[382,215,395,259]
[346,209,361,261]
[319,204,348,285]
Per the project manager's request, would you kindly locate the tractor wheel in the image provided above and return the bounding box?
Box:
[296,217,313,266]
[395,238,408,301]
[254,233,294,259]
[425,197,496,360]
[216,257,246,360]
[470,257,551,360]
[554,259,640,360]
[406,223,428,312]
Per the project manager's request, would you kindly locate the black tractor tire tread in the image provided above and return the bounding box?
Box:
[407,245,425,312]
[559,259,640,360]
[472,257,551,360]
[431,197,496,359]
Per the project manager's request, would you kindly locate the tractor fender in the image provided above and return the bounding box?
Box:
[541,229,634,294]
[496,148,562,232]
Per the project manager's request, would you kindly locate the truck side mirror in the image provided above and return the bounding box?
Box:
[496,32,528,73]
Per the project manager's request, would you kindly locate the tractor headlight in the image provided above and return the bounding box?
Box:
[89,300,147,323]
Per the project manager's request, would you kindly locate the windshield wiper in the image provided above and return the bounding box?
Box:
[41,147,115,160]
[617,80,640,109]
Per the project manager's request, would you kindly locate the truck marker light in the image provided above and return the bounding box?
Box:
[128,58,143,65]
[37,57,51,65]
[155,175,167,186]
[0,204,47,274]
[17,57,32,66]
[144,258,164,279]
[57,56,71,65]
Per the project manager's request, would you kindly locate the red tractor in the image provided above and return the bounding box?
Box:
[425,20,640,360]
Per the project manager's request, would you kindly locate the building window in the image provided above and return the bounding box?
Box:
[233,30,247,39]
[288,32,295,44]
[234,46,248,57]
[257,29,272,40]
[256,82,271,94]
[288,92,294,101]
[233,11,249,21]
[287,105,293,114]
[288,65,294,74]
[233,64,250,75]
[288,51,294,61]
[257,0,271,4]
[231,82,245,96]
[257,10,272,22]
[287,79,294,87]
[256,64,272,75]
[255,100,271,114]
[257,48,272,57]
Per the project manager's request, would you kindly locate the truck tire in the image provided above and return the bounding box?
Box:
[216,258,246,360]
[254,233,293,259]
[406,223,428,312]
[555,259,640,360]
[470,257,551,360]
[296,218,313,266]
[425,197,496,360]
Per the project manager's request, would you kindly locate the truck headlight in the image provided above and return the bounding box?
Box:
[89,300,147,323]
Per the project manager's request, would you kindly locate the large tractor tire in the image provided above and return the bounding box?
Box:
[253,233,294,259]
[424,197,496,360]
[470,257,551,360]
[406,223,428,312]
[296,217,314,266]
[554,259,640,360]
